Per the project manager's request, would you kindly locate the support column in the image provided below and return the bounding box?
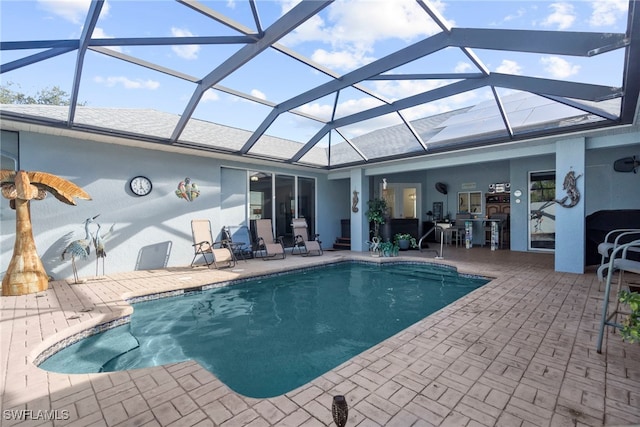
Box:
[350,169,369,252]
[555,137,586,273]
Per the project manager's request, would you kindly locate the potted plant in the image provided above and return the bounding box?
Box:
[619,290,640,343]
[394,233,418,250]
[378,240,399,257]
[366,197,388,241]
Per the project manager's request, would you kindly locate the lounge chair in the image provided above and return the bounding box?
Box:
[252,219,286,260]
[222,225,254,261]
[190,219,235,269]
[291,218,323,256]
[596,239,640,353]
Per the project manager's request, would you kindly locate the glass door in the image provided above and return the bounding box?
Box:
[275,175,295,246]
[529,170,556,251]
[249,171,272,221]
[380,183,421,219]
[297,177,316,236]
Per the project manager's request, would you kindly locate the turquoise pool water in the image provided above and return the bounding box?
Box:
[40,262,487,398]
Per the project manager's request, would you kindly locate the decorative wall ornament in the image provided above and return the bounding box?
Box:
[555,169,583,208]
[175,177,200,202]
[351,190,359,213]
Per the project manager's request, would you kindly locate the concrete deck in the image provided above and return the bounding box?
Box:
[1,248,639,426]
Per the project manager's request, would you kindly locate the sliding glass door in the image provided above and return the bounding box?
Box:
[248,170,316,246]
[529,170,556,251]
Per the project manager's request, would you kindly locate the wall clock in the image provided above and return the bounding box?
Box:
[130,176,152,196]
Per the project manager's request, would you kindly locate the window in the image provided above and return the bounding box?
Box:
[1,130,19,170]
[458,191,482,214]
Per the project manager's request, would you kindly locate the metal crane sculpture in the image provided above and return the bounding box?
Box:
[62,215,99,283]
[1,170,91,296]
[93,221,115,277]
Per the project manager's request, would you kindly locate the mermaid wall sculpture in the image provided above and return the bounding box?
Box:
[555,169,583,208]
[351,190,359,213]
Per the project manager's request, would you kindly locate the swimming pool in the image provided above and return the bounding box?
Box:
[40,261,488,398]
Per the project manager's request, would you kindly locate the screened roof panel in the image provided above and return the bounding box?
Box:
[258,111,327,144]
[216,48,335,104]
[190,88,275,135]
[1,0,638,170]
[78,50,198,113]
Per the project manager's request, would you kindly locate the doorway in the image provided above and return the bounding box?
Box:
[529,170,556,251]
[380,183,421,219]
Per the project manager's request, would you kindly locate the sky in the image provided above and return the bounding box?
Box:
[0,0,631,144]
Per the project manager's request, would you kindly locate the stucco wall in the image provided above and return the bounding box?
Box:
[0,132,343,281]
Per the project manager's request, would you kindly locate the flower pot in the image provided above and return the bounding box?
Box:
[398,239,410,251]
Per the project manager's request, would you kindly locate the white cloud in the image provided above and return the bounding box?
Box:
[541,2,575,30]
[170,27,200,60]
[310,48,375,71]
[540,56,580,78]
[250,89,267,100]
[37,0,109,24]
[297,102,334,121]
[454,62,473,73]
[589,0,627,27]
[372,79,446,101]
[201,89,219,102]
[90,27,122,53]
[94,76,160,90]
[503,8,526,22]
[496,60,523,75]
[283,0,446,71]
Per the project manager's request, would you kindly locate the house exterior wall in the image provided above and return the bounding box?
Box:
[0,132,342,281]
[1,126,639,280]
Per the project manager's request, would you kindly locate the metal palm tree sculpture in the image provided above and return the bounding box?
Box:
[1,169,91,296]
[62,215,100,283]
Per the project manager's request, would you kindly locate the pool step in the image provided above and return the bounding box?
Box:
[333,237,350,250]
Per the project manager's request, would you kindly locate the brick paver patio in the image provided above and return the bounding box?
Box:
[1,248,639,426]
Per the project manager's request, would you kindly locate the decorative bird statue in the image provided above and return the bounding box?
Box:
[1,169,91,296]
[62,215,99,284]
[93,221,115,277]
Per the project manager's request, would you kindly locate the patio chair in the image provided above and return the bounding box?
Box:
[596,239,640,353]
[221,225,254,261]
[484,213,509,248]
[291,218,323,256]
[446,213,471,247]
[190,219,235,269]
[597,228,640,268]
[253,218,286,260]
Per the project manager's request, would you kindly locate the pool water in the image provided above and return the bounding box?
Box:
[40,262,487,398]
